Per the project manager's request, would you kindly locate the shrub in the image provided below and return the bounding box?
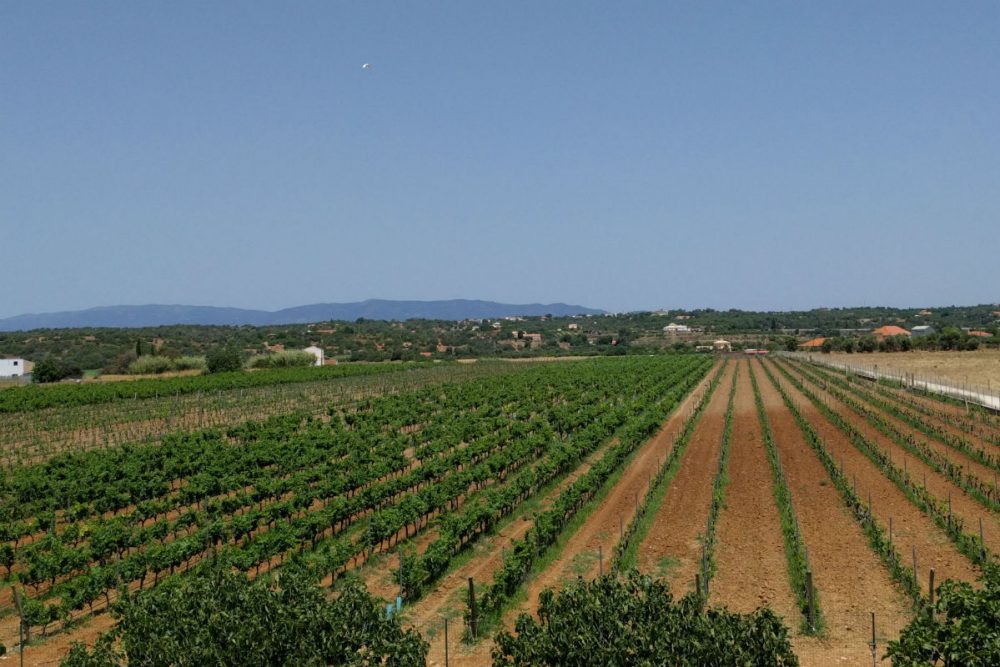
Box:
[886,568,1000,665]
[60,564,427,666]
[205,347,244,374]
[32,358,82,384]
[247,350,316,369]
[493,571,798,666]
[127,356,174,375]
[172,356,207,371]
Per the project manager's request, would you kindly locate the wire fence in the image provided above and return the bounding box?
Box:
[780,351,1000,413]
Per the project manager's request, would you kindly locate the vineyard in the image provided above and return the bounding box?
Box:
[2,353,998,665]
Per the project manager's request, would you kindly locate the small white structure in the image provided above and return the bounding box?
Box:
[662,323,691,334]
[911,325,935,337]
[713,339,732,352]
[0,358,27,377]
[303,346,325,367]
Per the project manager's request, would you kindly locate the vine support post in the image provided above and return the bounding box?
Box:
[980,517,986,561]
[13,586,27,667]
[444,617,449,667]
[467,577,477,641]
[805,568,815,632]
[928,568,935,609]
[869,612,877,667]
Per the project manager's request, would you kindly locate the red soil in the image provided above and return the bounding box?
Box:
[762,360,980,593]
[778,361,1000,568]
[754,360,912,666]
[708,360,798,619]
[635,362,736,592]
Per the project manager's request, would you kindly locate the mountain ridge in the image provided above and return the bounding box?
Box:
[0,299,605,331]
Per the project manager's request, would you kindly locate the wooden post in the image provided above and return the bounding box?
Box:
[869,612,877,667]
[444,617,449,667]
[467,577,477,640]
[13,587,27,667]
[695,574,701,598]
[805,568,815,632]
[929,568,935,608]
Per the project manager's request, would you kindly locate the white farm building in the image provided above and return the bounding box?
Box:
[0,358,28,377]
[303,346,325,366]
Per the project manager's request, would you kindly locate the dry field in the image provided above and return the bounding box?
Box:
[827,349,1000,391]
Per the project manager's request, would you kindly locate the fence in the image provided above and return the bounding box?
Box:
[780,352,1000,413]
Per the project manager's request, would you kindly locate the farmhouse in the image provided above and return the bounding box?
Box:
[522,333,543,349]
[662,323,691,334]
[799,337,826,349]
[0,358,29,377]
[303,346,324,366]
[872,325,911,340]
[713,339,732,352]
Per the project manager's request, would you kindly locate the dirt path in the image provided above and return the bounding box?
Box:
[754,360,912,666]
[763,360,980,593]
[708,360,798,619]
[635,362,737,592]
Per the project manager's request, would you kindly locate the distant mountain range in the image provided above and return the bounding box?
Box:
[0,300,605,331]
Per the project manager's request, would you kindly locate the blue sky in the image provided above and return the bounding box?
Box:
[2,2,997,317]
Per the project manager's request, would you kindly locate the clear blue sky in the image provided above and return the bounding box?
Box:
[2,2,998,318]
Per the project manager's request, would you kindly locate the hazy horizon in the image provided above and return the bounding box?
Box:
[3,2,998,319]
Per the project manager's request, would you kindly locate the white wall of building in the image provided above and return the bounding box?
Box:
[303,346,324,366]
[0,358,26,377]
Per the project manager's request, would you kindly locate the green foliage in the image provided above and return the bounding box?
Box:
[886,569,1000,666]
[0,362,413,413]
[126,355,174,375]
[32,357,81,383]
[59,564,427,667]
[493,571,798,666]
[126,355,206,374]
[205,346,244,374]
[247,350,317,369]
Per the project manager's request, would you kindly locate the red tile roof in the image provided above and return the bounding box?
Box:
[872,325,911,337]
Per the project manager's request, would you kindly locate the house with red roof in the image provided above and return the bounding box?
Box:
[872,325,911,339]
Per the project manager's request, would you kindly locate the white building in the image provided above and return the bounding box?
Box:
[303,346,325,366]
[662,323,691,334]
[0,358,28,377]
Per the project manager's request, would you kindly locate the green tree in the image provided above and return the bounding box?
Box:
[493,571,797,666]
[205,347,243,374]
[60,564,427,667]
[32,357,81,384]
[886,569,1000,666]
